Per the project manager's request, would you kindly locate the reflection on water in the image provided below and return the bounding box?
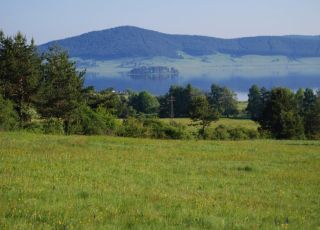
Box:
[85,73,320,100]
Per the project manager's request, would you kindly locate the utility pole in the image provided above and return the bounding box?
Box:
[168,95,175,118]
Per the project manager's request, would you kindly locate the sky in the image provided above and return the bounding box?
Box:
[1,0,320,44]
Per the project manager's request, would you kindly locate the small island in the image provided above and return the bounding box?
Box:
[128,66,179,79]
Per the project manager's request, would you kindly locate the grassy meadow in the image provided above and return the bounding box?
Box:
[0,132,319,229]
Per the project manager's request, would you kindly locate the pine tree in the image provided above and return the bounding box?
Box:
[259,88,304,139]
[0,32,41,125]
[36,46,85,131]
[303,89,320,139]
[295,88,305,115]
[247,85,263,121]
[209,84,238,117]
[302,88,316,114]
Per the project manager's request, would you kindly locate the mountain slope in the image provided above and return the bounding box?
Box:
[38,26,320,60]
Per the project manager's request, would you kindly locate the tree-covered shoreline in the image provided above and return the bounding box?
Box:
[1,32,319,140]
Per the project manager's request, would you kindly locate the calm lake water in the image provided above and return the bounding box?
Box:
[85,74,320,101]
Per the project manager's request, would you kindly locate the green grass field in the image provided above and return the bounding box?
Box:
[0,132,319,229]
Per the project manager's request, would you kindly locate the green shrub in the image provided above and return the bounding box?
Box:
[0,95,18,131]
[206,125,260,140]
[228,127,260,140]
[228,127,250,140]
[142,119,166,138]
[96,106,118,135]
[208,125,230,140]
[66,105,108,135]
[117,118,190,139]
[166,121,191,139]
[22,122,44,134]
[143,119,190,139]
[246,128,260,139]
[258,127,272,139]
[117,117,146,137]
[144,119,191,139]
[42,118,64,135]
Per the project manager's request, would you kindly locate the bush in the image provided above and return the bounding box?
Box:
[228,127,250,140]
[42,118,64,135]
[208,125,230,140]
[0,95,18,131]
[206,125,260,140]
[117,118,190,139]
[143,119,190,139]
[96,106,118,135]
[246,128,260,139]
[167,121,191,139]
[22,122,44,134]
[117,117,146,137]
[258,127,272,139]
[66,105,112,135]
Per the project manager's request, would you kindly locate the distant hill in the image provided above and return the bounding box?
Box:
[38,26,320,60]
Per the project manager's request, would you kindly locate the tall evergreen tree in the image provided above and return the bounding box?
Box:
[37,46,85,130]
[259,88,304,139]
[246,85,263,121]
[159,84,199,118]
[302,88,316,114]
[302,89,319,138]
[295,88,305,115]
[0,32,41,125]
[305,96,320,139]
[209,84,238,117]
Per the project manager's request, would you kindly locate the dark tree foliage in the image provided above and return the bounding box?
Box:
[209,84,238,117]
[1,31,318,140]
[129,91,160,115]
[302,89,319,139]
[0,94,18,130]
[83,87,133,117]
[36,46,85,130]
[159,84,200,118]
[295,88,305,115]
[260,87,270,105]
[302,88,317,114]
[246,84,263,121]
[189,95,219,138]
[0,32,41,124]
[305,97,320,139]
[259,87,304,139]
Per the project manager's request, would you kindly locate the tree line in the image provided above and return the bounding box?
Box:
[247,85,320,139]
[1,32,319,139]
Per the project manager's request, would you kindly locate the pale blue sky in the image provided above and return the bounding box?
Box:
[1,0,319,44]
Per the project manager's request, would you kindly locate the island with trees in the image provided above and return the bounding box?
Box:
[128,66,179,79]
[1,31,320,140]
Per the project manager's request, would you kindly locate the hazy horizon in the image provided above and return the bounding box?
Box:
[1,0,320,44]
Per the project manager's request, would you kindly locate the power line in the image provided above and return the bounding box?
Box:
[167,95,175,118]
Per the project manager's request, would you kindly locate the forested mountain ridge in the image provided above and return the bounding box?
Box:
[38,26,320,60]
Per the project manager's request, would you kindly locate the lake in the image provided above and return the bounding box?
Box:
[85,73,320,101]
